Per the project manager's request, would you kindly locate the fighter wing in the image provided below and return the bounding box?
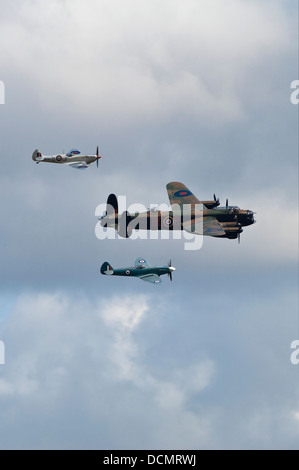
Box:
[66,162,88,169]
[134,257,150,268]
[139,273,162,284]
[166,182,208,209]
[182,216,226,236]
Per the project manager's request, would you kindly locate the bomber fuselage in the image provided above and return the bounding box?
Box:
[100,207,255,231]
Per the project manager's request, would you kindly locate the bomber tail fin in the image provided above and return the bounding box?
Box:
[106,193,118,215]
[100,262,114,275]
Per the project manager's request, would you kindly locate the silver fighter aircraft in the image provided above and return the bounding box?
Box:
[32,146,101,169]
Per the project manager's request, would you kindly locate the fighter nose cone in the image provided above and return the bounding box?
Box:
[169,266,176,271]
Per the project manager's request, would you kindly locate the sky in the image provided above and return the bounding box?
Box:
[0,0,298,450]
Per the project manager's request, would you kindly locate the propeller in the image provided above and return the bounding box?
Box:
[98,210,107,221]
[213,193,220,205]
[96,145,101,167]
[226,198,228,208]
[238,232,241,244]
[168,260,176,281]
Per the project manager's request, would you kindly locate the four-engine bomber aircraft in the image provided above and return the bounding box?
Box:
[32,146,101,169]
[100,257,175,284]
[99,182,255,242]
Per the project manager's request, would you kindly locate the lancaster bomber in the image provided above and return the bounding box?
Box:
[99,182,256,242]
[32,146,101,169]
[100,257,175,284]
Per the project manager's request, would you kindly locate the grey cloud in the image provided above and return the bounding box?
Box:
[0,293,216,449]
[0,282,298,449]
[0,0,297,449]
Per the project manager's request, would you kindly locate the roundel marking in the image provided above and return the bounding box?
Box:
[125,270,131,275]
[173,189,192,197]
[164,216,173,227]
[56,155,62,162]
[139,259,145,263]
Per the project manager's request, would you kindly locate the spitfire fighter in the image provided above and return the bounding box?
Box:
[32,146,101,169]
[100,257,175,284]
[99,182,255,242]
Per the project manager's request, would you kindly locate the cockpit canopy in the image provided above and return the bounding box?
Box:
[134,258,149,269]
[219,205,240,211]
[66,149,81,156]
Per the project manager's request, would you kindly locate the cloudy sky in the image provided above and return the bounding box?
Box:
[0,0,298,449]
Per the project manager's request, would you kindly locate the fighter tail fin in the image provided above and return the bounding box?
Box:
[100,262,114,275]
[32,149,43,161]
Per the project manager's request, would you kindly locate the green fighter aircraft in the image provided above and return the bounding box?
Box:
[99,182,256,242]
[100,257,175,284]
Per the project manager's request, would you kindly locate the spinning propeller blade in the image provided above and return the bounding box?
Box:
[213,193,220,205]
[96,145,101,167]
[168,259,175,281]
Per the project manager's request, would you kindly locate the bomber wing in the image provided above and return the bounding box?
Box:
[182,216,226,236]
[166,182,207,209]
[139,273,162,284]
[167,182,225,236]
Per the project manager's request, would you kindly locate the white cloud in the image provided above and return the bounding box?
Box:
[152,361,214,410]
[0,291,215,448]
[239,190,298,264]
[101,296,149,380]
[0,282,298,449]
[100,295,215,409]
[101,296,148,331]
[0,0,292,126]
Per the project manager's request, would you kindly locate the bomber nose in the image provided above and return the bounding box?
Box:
[248,210,255,223]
